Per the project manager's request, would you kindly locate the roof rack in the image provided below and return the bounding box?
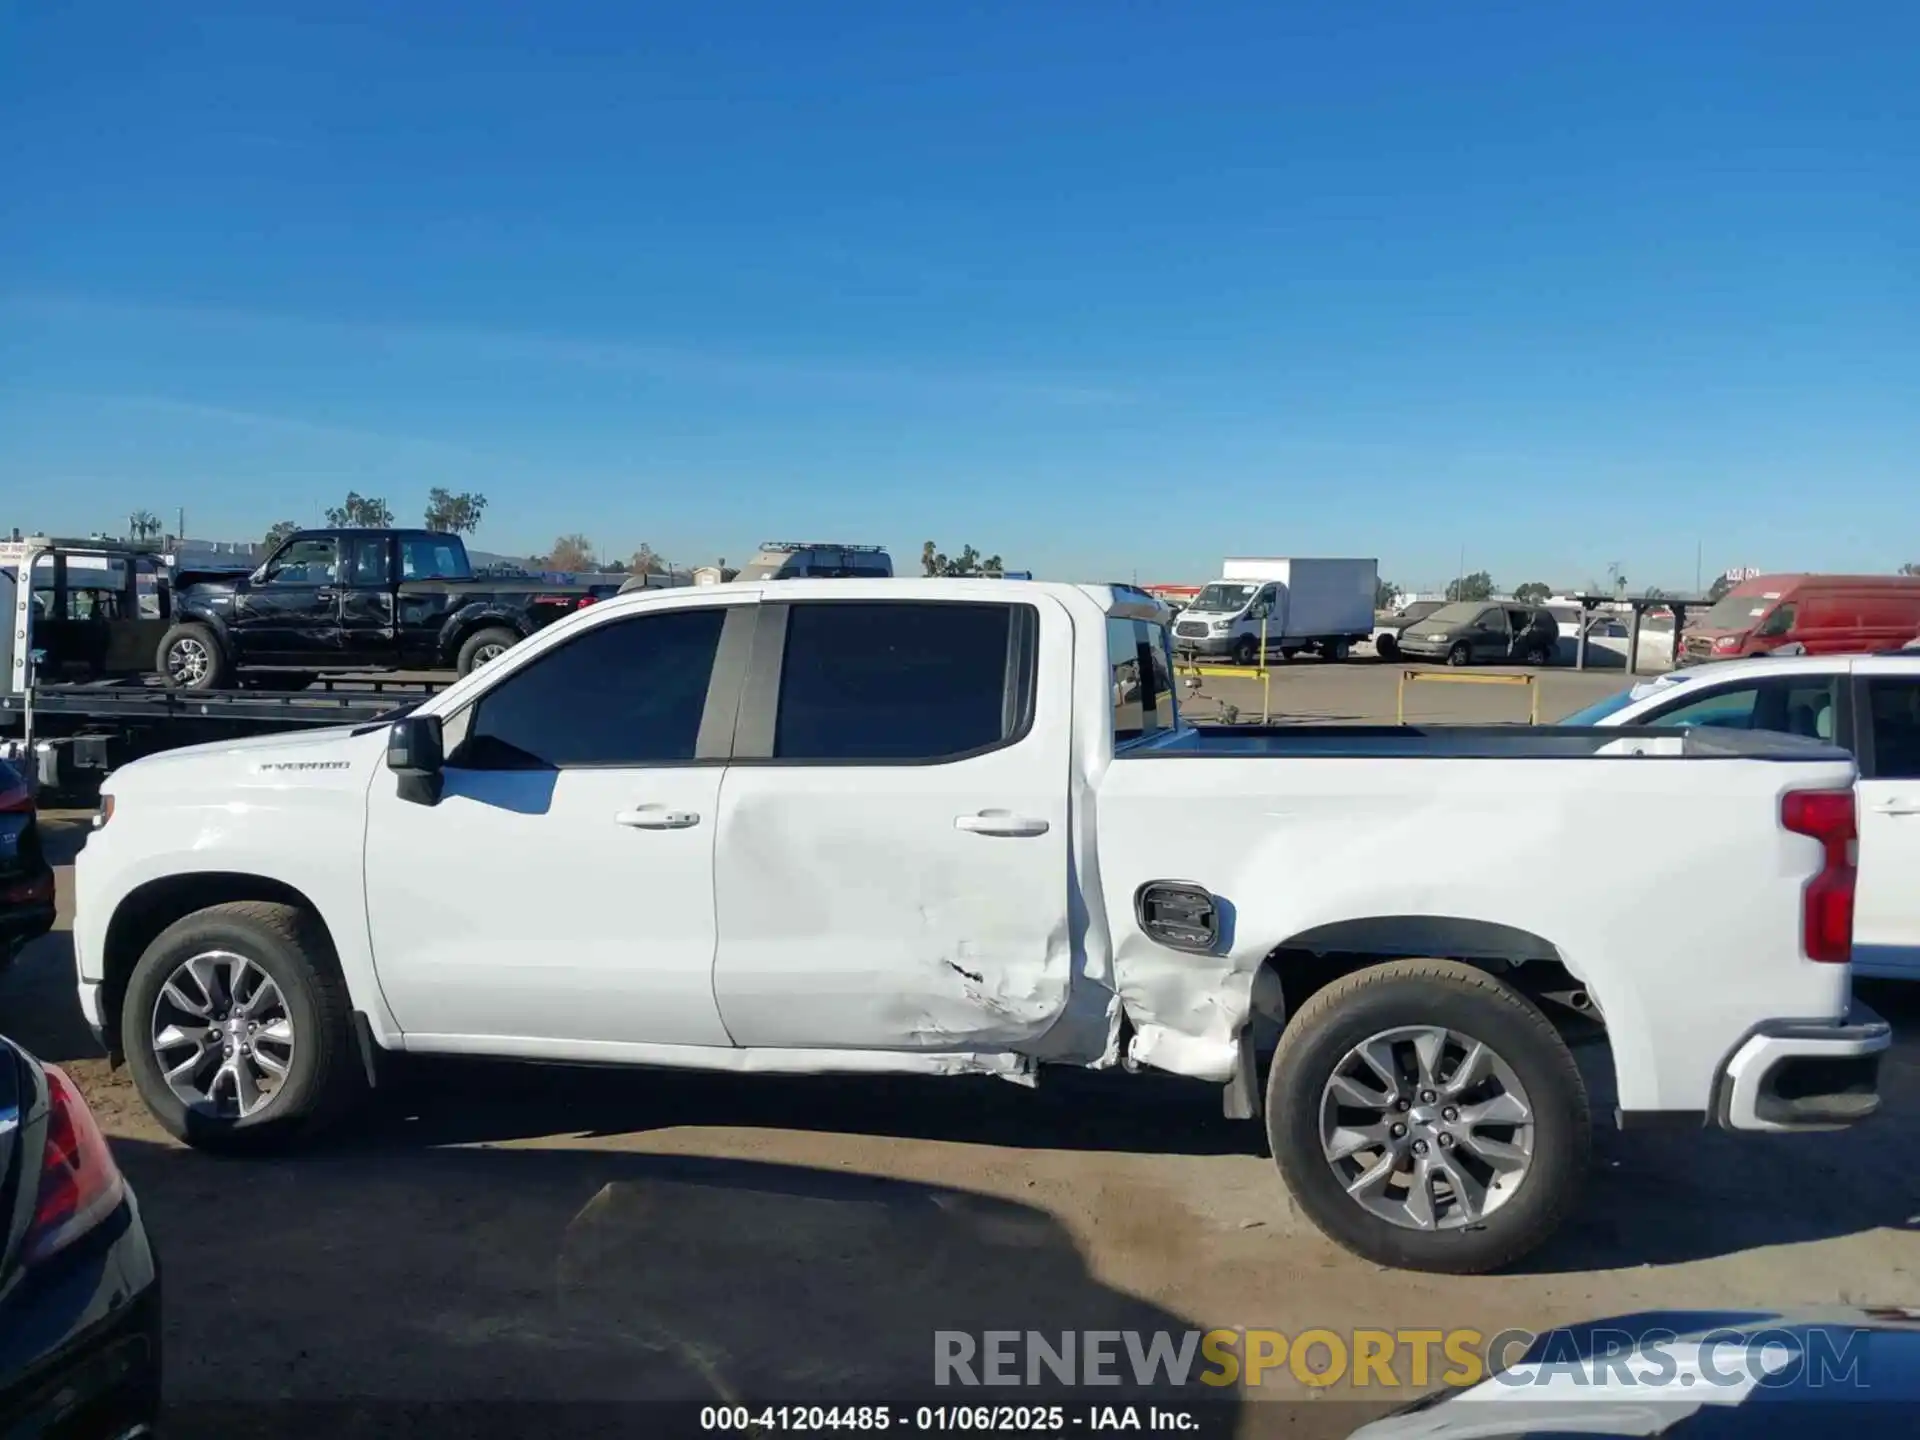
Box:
[758,541,889,553]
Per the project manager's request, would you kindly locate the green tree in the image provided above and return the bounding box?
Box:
[921,540,1004,577]
[423,487,488,535]
[1512,581,1551,604]
[1374,577,1399,610]
[1900,563,1920,577]
[547,534,596,572]
[1445,570,1496,602]
[629,544,665,575]
[324,492,395,528]
[1642,585,1668,600]
[127,509,164,543]
[260,519,301,553]
[1706,573,1735,602]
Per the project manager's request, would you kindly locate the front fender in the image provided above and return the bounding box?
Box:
[172,601,236,655]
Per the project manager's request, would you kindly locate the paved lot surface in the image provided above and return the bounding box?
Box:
[5,661,1915,1438]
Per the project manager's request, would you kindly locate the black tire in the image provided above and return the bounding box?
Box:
[122,901,363,1152]
[1324,638,1351,662]
[1265,959,1590,1274]
[156,623,229,690]
[1446,641,1472,667]
[456,625,521,676]
[1231,635,1259,668]
[1375,633,1399,660]
[1525,643,1554,667]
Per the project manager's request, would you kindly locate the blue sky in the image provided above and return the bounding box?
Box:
[3,1,1915,590]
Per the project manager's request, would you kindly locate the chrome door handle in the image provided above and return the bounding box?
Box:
[954,811,1050,837]
[616,806,701,829]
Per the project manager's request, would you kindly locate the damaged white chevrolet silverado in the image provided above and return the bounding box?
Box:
[74,579,1890,1272]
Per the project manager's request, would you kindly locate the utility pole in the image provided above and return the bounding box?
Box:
[1695,540,1702,595]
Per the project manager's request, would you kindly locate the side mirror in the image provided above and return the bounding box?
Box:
[387,714,444,805]
[1249,602,1271,620]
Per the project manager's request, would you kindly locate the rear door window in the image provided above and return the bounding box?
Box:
[1110,617,1177,743]
[772,601,1034,762]
[1865,679,1920,779]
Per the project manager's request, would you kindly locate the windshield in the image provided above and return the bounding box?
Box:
[1190,582,1257,613]
[1695,591,1777,631]
[1419,602,1487,627]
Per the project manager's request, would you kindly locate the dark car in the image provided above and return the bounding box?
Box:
[0,758,55,974]
[1393,601,1561,667]
[0,1034,162,1437]
[1372,600,1446,660]
[157,528,620,689]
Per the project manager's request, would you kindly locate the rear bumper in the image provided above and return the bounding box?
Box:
[0,1199,162,1439]
[1712,1005,1892,1133]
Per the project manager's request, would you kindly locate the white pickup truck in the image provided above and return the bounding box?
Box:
[74,580,1890,1273]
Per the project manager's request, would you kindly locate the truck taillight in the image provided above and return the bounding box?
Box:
[24,1064,127,1265]
[1781,788,1856,964]
[576,595,598,608]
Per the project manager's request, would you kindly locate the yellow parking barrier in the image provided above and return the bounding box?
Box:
[1397,669,1539,725]
[1175,663,1272,724]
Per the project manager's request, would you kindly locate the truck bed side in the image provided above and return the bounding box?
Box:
[1091,738,1856,1117]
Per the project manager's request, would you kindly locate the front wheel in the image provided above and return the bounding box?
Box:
[1231,636,1259,668]
[1265,959,1590,1273]
[1375,633,1399,660]
[1323,638,1351,662]
[122,901,363,1151]
[1446,641,1472,667]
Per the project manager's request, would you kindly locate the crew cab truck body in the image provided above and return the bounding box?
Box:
[160,528,614,689]
[74,580,1889,1273]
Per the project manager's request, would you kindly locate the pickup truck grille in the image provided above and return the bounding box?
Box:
[1175,621,1210,639]
[1683,635,1715,661]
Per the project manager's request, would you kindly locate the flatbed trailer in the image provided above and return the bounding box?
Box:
[1,677,450,794]
[3,535,450,793]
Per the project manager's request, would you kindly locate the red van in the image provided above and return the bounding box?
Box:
[1679,573,1920,665]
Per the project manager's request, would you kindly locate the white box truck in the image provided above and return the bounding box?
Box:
[1170,557,1378,665]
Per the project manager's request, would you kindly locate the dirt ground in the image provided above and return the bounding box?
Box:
[6,660,1916,1438]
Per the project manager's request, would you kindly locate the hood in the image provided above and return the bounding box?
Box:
[107,723,381,789]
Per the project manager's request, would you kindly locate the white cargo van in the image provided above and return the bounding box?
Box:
[1170,557,1377,665]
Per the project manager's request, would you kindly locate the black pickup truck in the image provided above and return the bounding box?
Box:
[158,529,616,688]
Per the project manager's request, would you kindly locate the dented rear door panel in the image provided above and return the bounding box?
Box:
[708,593,1076,1051]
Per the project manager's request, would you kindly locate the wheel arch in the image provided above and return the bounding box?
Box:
[436,606,526,666]
[1251,913,1600,1045]
[164,605,235,656]
[101,871,342,1055]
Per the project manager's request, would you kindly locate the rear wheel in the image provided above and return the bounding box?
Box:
[1266,959,1589,1273]
[1524,642,1554,667]
[1324,638,1351,662]
[1446,641,1472,667]
[457,625,521,675]
[156,623,229,689]
[122,901,362,1151]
